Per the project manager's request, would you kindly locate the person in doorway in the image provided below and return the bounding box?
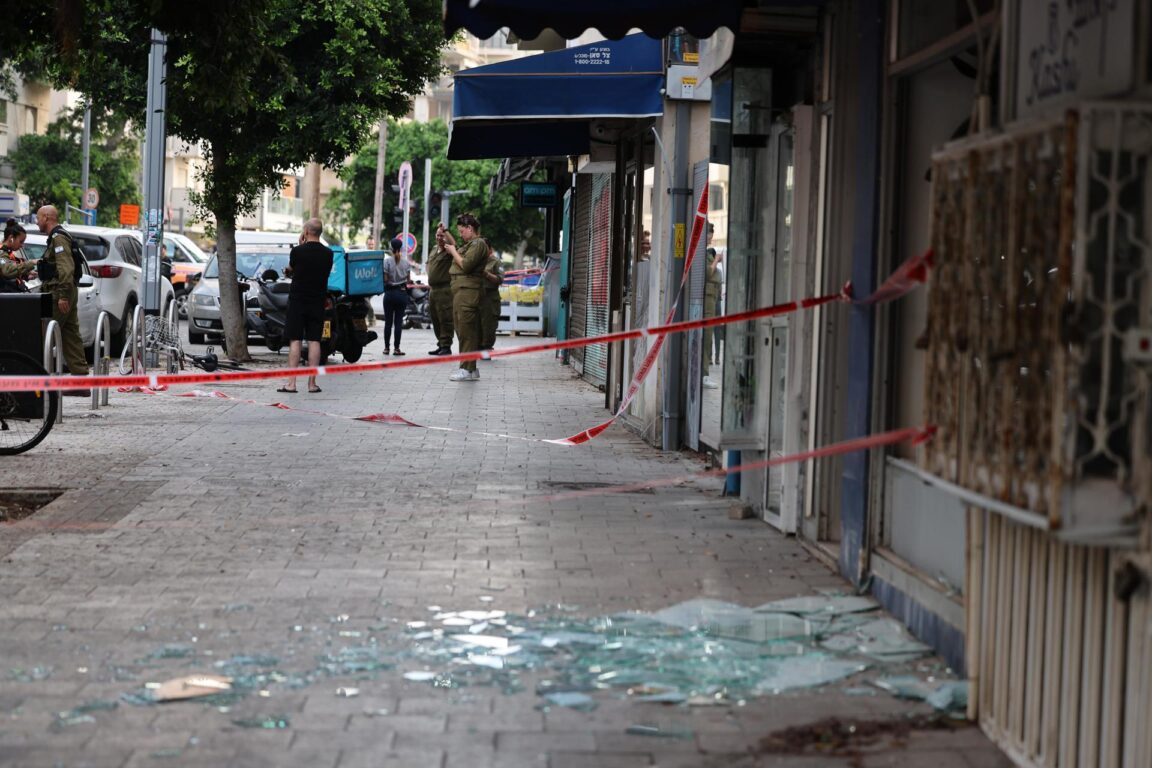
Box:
[480,243,504,352]
[0,219,38,293]
[278,218,333,394]
[639,230,652,261]
[702,223,724,389]
[426,225,454,355]
[441,213,487,382]
[381,237,412,356]
[35,206,90,396]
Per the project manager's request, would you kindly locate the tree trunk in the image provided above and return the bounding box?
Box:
[305,161,322,219]
[514,240,528,270]
[214,215,251,361]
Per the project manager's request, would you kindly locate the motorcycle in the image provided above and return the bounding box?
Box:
[250,269,377,363]
[403,281,431,330]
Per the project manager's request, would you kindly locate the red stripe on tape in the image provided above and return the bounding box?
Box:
[512,425,936,505]
[0,243,929,395]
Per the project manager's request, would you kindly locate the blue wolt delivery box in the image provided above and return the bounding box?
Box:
[328,248,386,296]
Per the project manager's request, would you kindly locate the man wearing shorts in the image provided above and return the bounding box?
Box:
[279,218,333,394]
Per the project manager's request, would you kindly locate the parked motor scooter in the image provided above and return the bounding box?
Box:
[251,269,376,363]
[330,294,377,363]
[249,269,291,353]
[404,281,431,330]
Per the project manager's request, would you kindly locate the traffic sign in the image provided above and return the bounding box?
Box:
[119,204,140,226]
[83,187,99,209]
[393,232,417,257]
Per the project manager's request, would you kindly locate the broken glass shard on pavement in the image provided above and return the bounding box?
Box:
[754,595,878,616]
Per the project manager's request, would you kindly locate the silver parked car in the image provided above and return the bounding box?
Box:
[186,245,293,345]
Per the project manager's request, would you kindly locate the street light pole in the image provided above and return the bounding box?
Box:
[371,120,388,248]
[141,29,168,315]
[421,158,432,265]
[80,105,91,225]
[441,189,470,229]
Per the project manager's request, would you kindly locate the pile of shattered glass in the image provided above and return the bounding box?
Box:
[105,594,966,719]
[395,596,967,713]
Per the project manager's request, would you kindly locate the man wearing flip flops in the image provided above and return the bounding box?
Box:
[279,218,333,394]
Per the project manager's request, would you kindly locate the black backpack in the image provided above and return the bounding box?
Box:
[37,226,86,285]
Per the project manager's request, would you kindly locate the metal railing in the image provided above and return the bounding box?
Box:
[91,310,112,409]
[42,319,64,423]
[164,299,180,373]
[132,304,146,370]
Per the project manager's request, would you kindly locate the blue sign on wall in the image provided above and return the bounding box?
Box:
[521,182,559,208]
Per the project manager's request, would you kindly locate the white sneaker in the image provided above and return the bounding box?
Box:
[471,369,480,380]
[449,369,472,382]
[702,376,719,389]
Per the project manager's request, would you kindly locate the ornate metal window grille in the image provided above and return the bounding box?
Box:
[924,105,1152,537]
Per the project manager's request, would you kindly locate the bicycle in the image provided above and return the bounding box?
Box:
[119,312,185,375]
[0,350,58,455]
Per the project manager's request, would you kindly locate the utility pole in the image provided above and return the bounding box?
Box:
[141,29,168,315]
[371,120,388,248]
[80,105,92,225]
[661,102,691,451]
[399,161,412,254]
[441,190,470,228]
[421,158,432,265]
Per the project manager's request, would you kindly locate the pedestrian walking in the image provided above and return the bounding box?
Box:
[702,223,724,389]
[0,219,38,293]
[441,213,487,382]
[480,243,504,351]
[426,226,454,355]
[35,206,90,396]
[278,218,333,394]
[381,237,412,356]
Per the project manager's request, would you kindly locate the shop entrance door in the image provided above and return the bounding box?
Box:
[761,121,796,531]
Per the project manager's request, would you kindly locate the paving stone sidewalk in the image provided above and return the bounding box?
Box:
[0,329,1009,767]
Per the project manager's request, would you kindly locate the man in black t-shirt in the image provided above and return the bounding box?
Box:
[279,218,333,394]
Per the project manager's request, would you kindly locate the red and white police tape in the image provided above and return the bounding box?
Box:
[0,233,931,411]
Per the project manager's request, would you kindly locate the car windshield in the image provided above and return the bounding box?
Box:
[167,235,210,264]
[22,242,47,260]
[203,250,292,279]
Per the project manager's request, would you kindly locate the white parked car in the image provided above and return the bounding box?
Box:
[21,233,102,350]
[55,225,176,348]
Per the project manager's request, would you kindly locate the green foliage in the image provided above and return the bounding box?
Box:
[7,0,447,359]
[10,111,141,217]
[327,119,545,259]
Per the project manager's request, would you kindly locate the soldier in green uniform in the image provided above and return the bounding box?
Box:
[480,243,504,351]
[441,213,487,382]
[425,226,454,355]
[36,205,90,396]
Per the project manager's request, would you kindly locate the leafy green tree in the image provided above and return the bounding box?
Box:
[10,110,140,218]
[327,119,545,262]
[10,0,447,359]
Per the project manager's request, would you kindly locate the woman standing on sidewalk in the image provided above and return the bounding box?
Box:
[381,237,412,356]
[0,219,37,293]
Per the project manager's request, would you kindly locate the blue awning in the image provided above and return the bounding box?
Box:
[448,34,664,160]
[443,0,746,41]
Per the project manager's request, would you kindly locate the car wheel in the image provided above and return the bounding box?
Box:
[175,290,189,319]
